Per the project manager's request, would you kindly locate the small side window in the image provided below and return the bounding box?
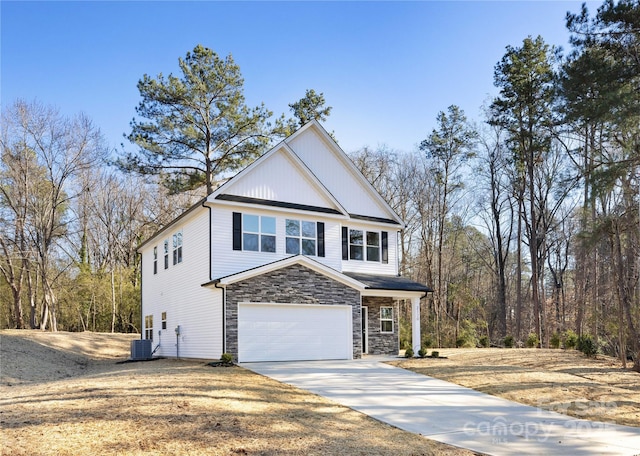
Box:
[161,312,167,330]
[153,246,158,274]
[380,307,393,333]
[172,231,183,265]
[164,240,169,269]
[145,315,154,341]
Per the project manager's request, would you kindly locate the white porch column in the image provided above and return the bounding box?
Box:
[411,296,421,354]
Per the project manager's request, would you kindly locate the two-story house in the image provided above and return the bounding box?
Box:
[137,120,431,362]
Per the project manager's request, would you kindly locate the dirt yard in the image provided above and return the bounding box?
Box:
[392,348,640,427]
[0,330,469,456]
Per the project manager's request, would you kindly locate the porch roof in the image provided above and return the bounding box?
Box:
[343,272,432,294]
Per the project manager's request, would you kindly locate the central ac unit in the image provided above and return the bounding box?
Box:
[130,339,152,360]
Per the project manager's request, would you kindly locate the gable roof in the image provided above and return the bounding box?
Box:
[207,140,348,217]
[208,120,403,226]
[285,121,404,226]
[138,121,404,251]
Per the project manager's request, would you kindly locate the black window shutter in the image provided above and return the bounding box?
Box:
[381,231,389,264]
[317,222,325,257]
[232,212,242,250]
[342,227,348,260]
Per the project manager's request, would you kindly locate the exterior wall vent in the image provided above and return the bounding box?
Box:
[130,339,152,360]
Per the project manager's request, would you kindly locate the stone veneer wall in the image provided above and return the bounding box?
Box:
[363,296,399,355]
[225,264,362,360]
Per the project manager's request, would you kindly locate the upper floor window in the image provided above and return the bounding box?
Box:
[163,240,169,269]
[153,246,158,274]
[242,214,276,253]
[366,232,380,262]
[232,212,324,256]
[286,219,316,256]
[349,229,364,260]
[172,231,183,265]
[342,227,388,263]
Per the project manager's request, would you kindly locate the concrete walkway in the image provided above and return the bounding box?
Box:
[243,357,640,456]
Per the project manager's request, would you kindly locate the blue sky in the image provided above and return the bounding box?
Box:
[2,1,598,155]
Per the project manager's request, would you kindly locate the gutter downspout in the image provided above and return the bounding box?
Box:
[215,282,226,354]
[397,229,401,276]
[203,200,226,355]
[204,200,212,282]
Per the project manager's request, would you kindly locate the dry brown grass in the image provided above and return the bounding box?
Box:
[0,331,470,456]
[392,348,640,427]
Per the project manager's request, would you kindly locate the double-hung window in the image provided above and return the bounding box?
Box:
[145,315,153,340]
[232,213,323,255]
[242,214,276,253]
[342,227,388,263]
[172,231,183,265]
[286,219,316,256]
[349,229,364,260]
[161,311,167,330]
[366,231,380,262]
[380,307,393,333]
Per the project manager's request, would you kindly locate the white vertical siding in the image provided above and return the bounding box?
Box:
[287,129,392,219]
[222,149,338,209]
[141,208,223,359]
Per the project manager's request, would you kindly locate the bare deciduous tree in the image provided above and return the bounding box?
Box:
[1,100,106,330]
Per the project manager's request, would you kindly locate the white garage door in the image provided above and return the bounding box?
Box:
[238,303,352,362]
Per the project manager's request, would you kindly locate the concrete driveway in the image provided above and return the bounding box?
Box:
[243,357,640,456]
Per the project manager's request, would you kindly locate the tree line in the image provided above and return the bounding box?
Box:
[1,1,638,369]
[353,0,639,370]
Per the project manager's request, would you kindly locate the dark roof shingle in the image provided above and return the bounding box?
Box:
[343,272,432,293]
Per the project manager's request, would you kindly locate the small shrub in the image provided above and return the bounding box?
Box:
[431,350,439,358]
[418,347,428,358]
[422,336,434,348]
[526,332,539,348]
[454,325,477,348]
[220,353,233,364]
[503,335,514,348]
[479,336,490,348]
[578,335,597,357]
[405,347,414,358]
[564,330,578,349]
[550,332,561,349]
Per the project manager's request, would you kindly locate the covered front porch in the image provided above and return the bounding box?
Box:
[345,272,432,356]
